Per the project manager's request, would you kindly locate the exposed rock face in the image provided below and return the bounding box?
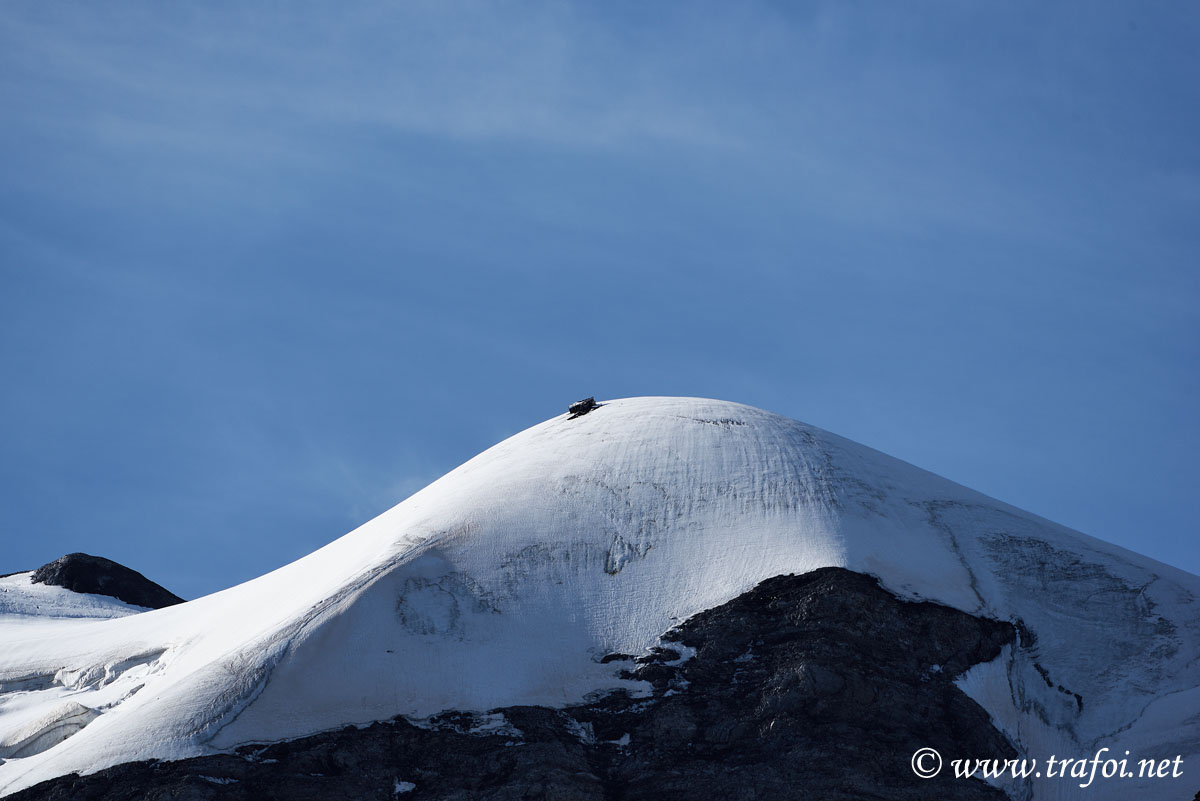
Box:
[30,553,183,609]
[9,568,1014,800]
[568,397,599,418]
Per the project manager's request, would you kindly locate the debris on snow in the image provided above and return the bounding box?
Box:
[568,397,599,418]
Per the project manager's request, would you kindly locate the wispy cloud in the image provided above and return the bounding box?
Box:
[2,2,747,155]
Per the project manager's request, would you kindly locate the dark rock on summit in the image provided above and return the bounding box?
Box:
[10,567,1015,800]
[31,553,184,609]
[568,397,599,418]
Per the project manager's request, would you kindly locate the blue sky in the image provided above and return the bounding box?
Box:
[2,2,1197,598]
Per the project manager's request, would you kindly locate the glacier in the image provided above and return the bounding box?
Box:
[0,397,1195,799]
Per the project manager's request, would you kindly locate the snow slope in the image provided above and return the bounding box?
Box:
[0,572,149,621]
[0,398,1196,798]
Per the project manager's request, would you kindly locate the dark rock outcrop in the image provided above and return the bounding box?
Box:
[568,397,599,419]
[30,553,183,609]
[10,567,1015,800]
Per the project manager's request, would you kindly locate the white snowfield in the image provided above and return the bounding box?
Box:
[0,573,149,622]
[0,397,1196,799]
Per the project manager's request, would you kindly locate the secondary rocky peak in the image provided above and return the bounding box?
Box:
[30,553,183,610]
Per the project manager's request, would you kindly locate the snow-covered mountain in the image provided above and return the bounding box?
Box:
[0,397,1196,799]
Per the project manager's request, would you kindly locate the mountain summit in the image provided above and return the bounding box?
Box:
[0,398,1196,800]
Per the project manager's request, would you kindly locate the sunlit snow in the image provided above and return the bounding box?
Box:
[0,398,1195,800]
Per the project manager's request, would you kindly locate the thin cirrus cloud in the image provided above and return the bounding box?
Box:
[6,0,1156,242]
[5,0,1192,275]
[4,3,735,154]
